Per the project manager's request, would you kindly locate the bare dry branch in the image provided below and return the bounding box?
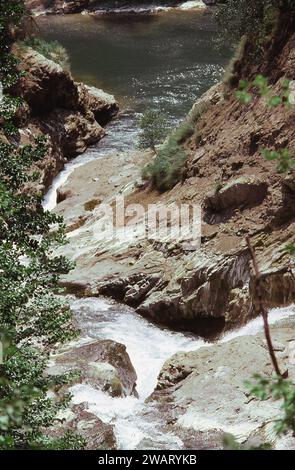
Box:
[246,235,287,378]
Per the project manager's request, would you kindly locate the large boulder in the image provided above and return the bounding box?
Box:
[150,318,295,449]
[13,47,118,191]
[48,339,138,397]
[43,109,104,157]
[204,176,268,214]
[46,403,117,450]
[16,48,79,114]
[78,84,119,126]
[136,250,251,338]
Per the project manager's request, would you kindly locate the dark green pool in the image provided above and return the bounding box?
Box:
[38,9,230,125]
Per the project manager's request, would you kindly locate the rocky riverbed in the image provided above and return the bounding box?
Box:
[26,1,209,16]
[22,4,295,450]
[151,314,295,449]
[51,81,295,339]
[44,296,295,449]
[45,77,295,447]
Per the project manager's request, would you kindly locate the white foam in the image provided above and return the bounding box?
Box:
[42,148,100,211]
[42,112,140,212]
[69,298,295,449]
[221,304,295,343]
[179,1,206,10]
[70,297,201,398]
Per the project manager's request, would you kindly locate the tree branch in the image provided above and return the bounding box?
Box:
[246,235,287,378]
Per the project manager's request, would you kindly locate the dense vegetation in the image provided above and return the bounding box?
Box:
[215,0,295,44]
[0,0,84,449]
[21,37,70,70]
[141,115,193,192]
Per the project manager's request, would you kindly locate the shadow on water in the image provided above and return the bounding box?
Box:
[90,12,159,27]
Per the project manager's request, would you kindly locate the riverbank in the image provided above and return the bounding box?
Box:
[11,45,119,193]
[26,1,208,16]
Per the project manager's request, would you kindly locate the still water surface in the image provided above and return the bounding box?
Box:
[38,10,230,123]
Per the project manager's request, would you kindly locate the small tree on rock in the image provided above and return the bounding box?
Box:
[138,109,167,153]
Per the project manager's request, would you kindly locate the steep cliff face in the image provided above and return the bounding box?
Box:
[54,13,295,338]
[12,46,118,193]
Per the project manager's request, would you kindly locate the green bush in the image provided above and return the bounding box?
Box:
[138,109,167,152]
[142,133,187,192]
[170,120,194,144]
[222,36,248,90]
[21,37,70,70]
[141,100,209,191]
[247,375,295,436]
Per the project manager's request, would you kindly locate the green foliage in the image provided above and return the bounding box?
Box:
[0,338,79,450]
[0,1,24,83]
[171,120,194,144]
[0,1,25,135]
[0,0,83,450]
[235,75,295,173]
[261,148,295,173]
[0,96,22,126]
[223,36,248,89]
[142,128,188,192]
[138,109,167,152]
[284,244,295,256]
[0,137,80,448]
[214,0,295,46]
[44,431,86,451]
[236,75,291,107]
[246,375,295,436]
[21,37,70,70]
[140,71,213,191]
[141,104,206,191]
[215,0,269,45]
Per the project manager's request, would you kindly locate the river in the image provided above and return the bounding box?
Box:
[40,8,295,450]
[41,8,230,210]
[37,8,229,121]
[69,298,295,449]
